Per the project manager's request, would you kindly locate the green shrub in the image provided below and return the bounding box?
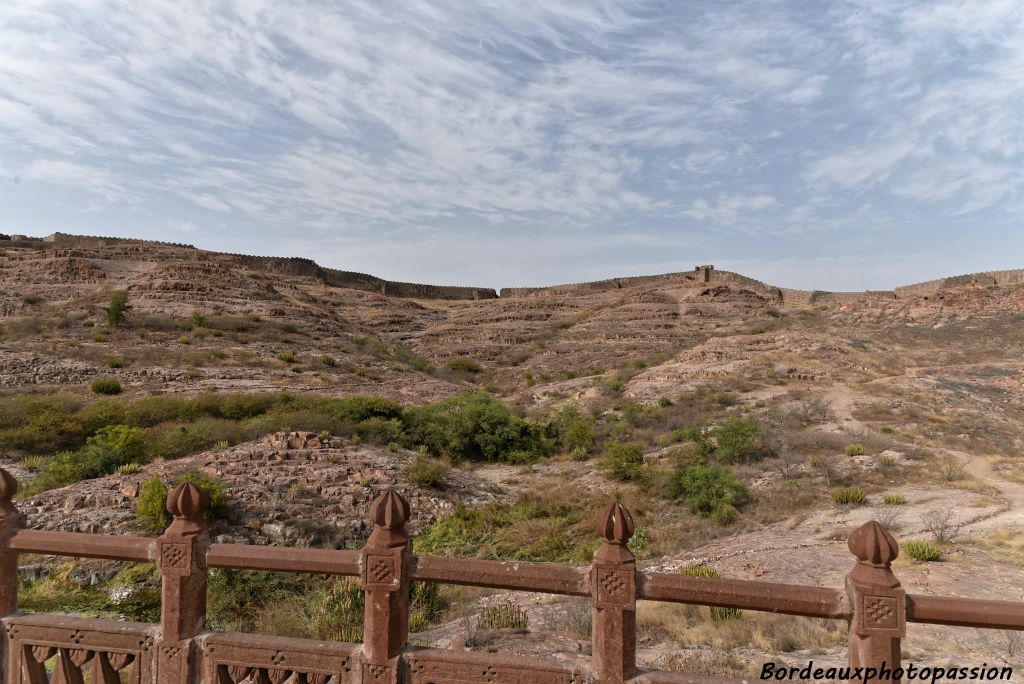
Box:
[107,358,125,369]
[136,478,171,532]
[600,441,645,482]
[103,290,131,327]
[658,396,673,408]
[846,443,866,456]
[136,472,230,533]
[447,357,482,374]
[677,565,741,620]
[668,457,748,519]
[403,393,547,463]
[125,396,188,427]
[78,399,128,435]
[276,351,297,363]
[91,378,123,395]
[627,526,652,559]
[712,417,759,463]
[30,425,146,491]
[883,493,907,505]
[606,378,626,394]
[191,312,207,329]
[146,419,243,461]
[831,487,867,505]
[414,497,598,563]
[903,540,942,562]
[406,455,450,489]
[116,463,141,475]
[549,405,596,454]
[321,355,337,367]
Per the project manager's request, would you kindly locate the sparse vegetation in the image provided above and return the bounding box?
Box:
[882,493,906,505]
[405,455,450,489]
[103,290,132,327]
[903,540,942,562]
[831,487,867,506]
[91,378,123,395]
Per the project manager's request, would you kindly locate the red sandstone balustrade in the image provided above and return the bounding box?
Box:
[1,466,1022,683]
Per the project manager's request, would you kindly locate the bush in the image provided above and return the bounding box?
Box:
[103,290,131,327]
[549,405,595,454]
[125,396,188,427]
[831,487,867,505]
[146,419,243,461]
[403,393,547,463]
[91,378,123,395]
[447,357,482,374]
[883,493,906,505]
[903,540,942,562]
[712,417,759,463]
[600,441,645,482]
[846,443,866,457]
[136,473,230,533]
[406,455,450,489]
[30,425,146,491]
[669,457,748,519]
[276,351,297,363]
[107,358,125,369]
[136,478,171,532]
[414,497,598,563]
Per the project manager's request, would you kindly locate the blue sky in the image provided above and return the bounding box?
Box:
[1,1,1022,291]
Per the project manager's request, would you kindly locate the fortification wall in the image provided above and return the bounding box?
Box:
[894,268,1024,298]
[9,233,1019,303]
[5,233,497,301]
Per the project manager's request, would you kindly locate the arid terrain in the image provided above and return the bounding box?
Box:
[2,233,1023,677]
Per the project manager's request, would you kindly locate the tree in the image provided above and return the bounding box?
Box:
[104,290,132,327]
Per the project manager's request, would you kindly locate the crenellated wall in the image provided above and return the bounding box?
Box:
[3,233,1021,304]
[0,232,497,300]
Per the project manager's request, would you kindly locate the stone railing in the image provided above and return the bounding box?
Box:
[0,468,1021,683]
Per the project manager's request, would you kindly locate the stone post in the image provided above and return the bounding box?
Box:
[360,488,411,682]
[1,468,25,680]
[156,482,210,684]
[591,499,637,683]
[847,521,905,682]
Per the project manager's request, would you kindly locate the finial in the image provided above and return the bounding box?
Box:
[597,499,635,546]
[164,481,209,535]
[369,488,410,530]
[848,520,899,567]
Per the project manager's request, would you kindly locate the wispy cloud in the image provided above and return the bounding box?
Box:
[0,0,1020,287]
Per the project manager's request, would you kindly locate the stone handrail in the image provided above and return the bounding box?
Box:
[0,467,1021,682]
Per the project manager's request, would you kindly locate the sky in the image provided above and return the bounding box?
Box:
[1,1,1022,291]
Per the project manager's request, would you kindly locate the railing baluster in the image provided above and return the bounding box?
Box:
[846,521,906,682]
[360,488,411,682]
[591,499,637,683]
[156,481,211,684]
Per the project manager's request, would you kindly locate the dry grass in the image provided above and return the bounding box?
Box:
[636,601,845,653]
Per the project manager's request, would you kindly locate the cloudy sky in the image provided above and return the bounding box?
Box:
[1,1,1022,291]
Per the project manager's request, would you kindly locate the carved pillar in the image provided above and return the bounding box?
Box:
[360,488,411,682]
[156,482,210,684]
[846,521,905,682]
[1,468,25,682]
[591,499,637,683]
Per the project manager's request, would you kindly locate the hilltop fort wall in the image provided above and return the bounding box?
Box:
[2,233,1021,303]
[0,233,497,301]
